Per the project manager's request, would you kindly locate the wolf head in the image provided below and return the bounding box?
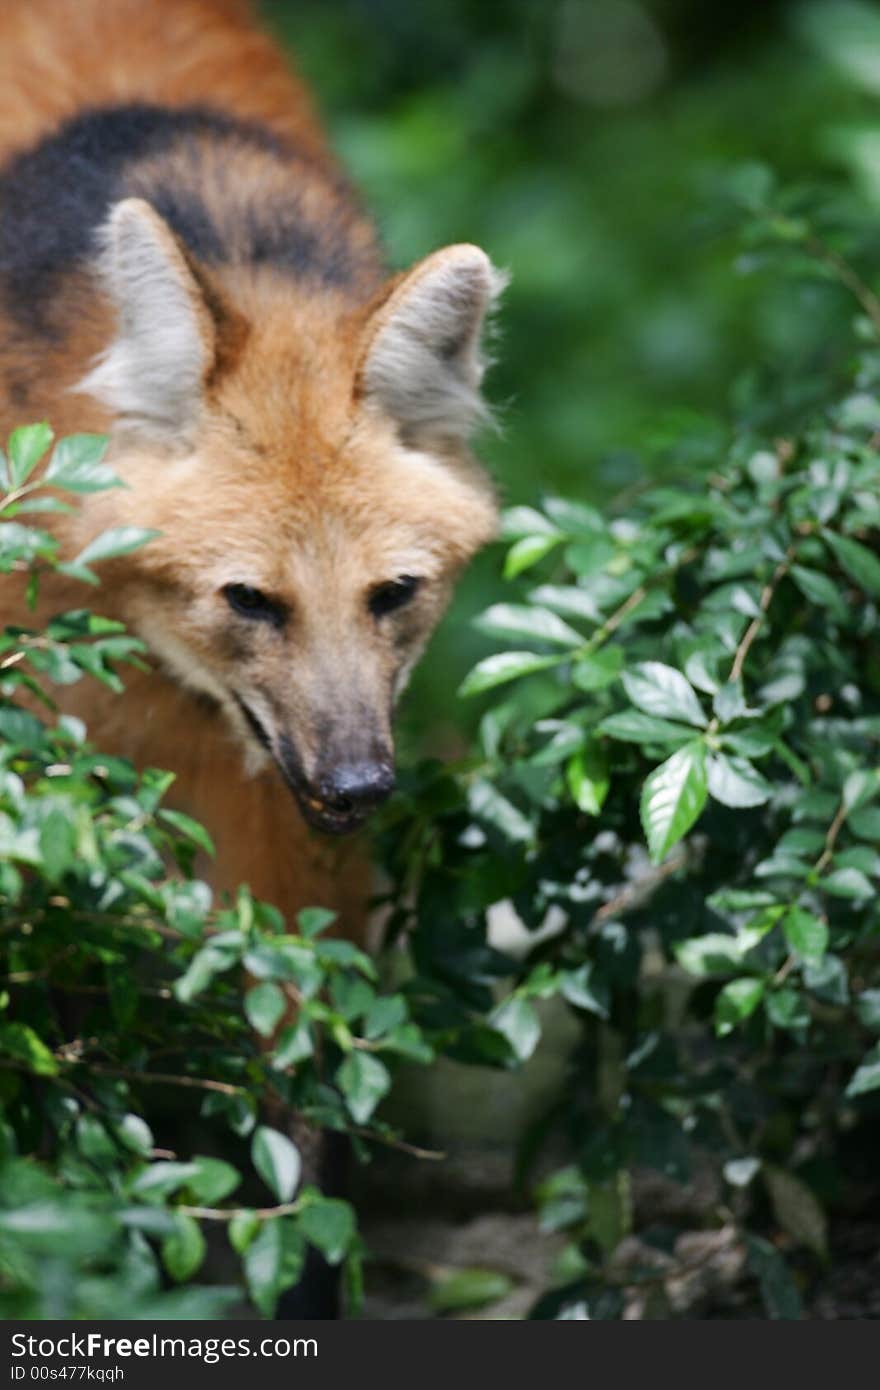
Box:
[76,198,504,834]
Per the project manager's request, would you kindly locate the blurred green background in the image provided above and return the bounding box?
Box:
[261,0,880,740]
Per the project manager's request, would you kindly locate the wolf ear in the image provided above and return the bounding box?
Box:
[357,244,507,446]
[78,198,215,437]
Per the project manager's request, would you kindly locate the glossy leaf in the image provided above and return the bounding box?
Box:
[640,740,708,863]
[622,662,706,726]
[251,1127,302,1204]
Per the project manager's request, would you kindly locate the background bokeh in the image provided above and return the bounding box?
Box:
[262,0,880,740]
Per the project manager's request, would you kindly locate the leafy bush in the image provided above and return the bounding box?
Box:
[0,431,435,1317]
[6,178,880,1321]
[377,189,880,1319]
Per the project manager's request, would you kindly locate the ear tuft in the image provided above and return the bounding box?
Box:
[358,244,508,446]
[77,198,215,437]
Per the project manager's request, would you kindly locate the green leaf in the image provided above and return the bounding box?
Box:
[379,1023,434,1063]
[763,1166,827,1258]
[849,806,880,844]
[856,989,880,1031]
[38,808,77,882]
[157,809,215,856]
[74,526,160,568]
[272,1020,314,1069]
[363,994,408,1041]
[783,907,828,961]
[599,709,694,745]
[640,740,708,863]
[490,995,541,1061]
[245,982,288,1038]
[8,423,53,487]
[823,529,880,596]
[530,722,585,766]
[468,778,533,843]
[474,603,583,648]
[715,977,765,1036]
[113,1114,154,1156]
[846,1044,880,1097]
[229,1210,260,1254]
[429,1268,514,1313]
[0,1022,58,1075]
[530,584,601,623]
[675,931,762,977]
[822,866,873,899]
[297,906,337,937]
[560,963,609,1018]
[162,1214,206,1282]
[776,828,825,855]
[76,1115,117,1165]
[299,1197,356,1265]
[45,434,116,493]
[504,534,562,578]
[712,681,747,722]
[501,505,560,539]
[459,651,556,696]
[244,1216,305,1317]
[174,944,238,1003]
[706,752,772,808]
[544,497,605,534]
[803,955,849,1005]
[843,769,880,812]
[790,564,849,621]
[570,645,622,691]
[746,1235,803,1319]
[564,535,616,576]
[188,1156,241,1205]
[251,1126,302,1203]
[131,1161,199,1198]
[622,662,706,726]
[765,986,809,1032]
[566,743,609,815]
[336,1051,391,1124]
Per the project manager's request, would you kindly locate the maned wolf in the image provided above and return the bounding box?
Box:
[0,0,504,1315]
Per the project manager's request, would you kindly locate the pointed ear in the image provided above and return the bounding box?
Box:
[78,198,216,437]
[356,244,508,446]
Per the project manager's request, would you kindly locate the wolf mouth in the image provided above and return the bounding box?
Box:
[233,694,370,836]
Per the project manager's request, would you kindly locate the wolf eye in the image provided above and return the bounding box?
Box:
[222,583,286,626]
[369,575,420,619]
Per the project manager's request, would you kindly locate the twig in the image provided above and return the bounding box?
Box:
[83,1063,245,1096]
[595,850,688,924]
[773,953,797,987]
[805,232,880,338]
[815,796,848,876]
[347,1126,444,1161]
[608,1221,741,1293]
[177,1200,301,1222]
[729,546,797,684]
[588,545,701,652]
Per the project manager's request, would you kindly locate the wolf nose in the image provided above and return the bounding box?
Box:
[319,761,395,814]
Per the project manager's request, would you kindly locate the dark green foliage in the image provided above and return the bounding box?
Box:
[375,187,880,1318]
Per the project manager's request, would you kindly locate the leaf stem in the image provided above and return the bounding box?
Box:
[728,546,796,684]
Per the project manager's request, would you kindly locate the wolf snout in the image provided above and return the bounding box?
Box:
[317,759,395,815]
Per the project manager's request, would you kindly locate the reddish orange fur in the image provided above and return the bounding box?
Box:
[0,0,499,942]
[0,0,328,166]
